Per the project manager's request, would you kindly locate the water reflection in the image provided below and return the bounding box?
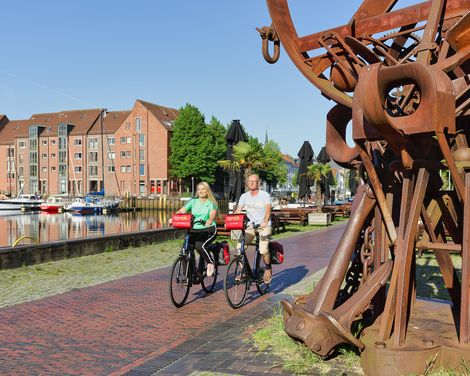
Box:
[0,210,174,248]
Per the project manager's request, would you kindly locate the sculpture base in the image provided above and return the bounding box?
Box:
[361,299,470,375]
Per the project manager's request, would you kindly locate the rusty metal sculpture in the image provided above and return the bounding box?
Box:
[259,0,470,374]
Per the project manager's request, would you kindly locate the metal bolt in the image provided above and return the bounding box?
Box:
[375,341,386,349]
[313,343,322,351]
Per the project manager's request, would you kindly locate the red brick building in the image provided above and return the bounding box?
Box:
[0,100,179,197]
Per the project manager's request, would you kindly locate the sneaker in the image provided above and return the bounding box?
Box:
[263,269,272,284]
[206,263,215,277]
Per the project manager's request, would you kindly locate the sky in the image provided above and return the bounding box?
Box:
[1,0,418,158]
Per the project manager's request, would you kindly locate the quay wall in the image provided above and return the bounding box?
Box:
[0,227,186,270]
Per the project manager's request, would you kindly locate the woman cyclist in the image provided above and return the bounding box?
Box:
[174,182,218,276]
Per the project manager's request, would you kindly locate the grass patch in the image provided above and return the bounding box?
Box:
[272,217,348,241]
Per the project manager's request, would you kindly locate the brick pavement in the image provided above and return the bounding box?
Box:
[0,223,346,375]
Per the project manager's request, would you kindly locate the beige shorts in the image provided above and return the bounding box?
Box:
[236,225,272,255]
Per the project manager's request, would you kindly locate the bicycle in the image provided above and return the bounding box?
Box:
[169,215,226,308]
[223,216,270,309]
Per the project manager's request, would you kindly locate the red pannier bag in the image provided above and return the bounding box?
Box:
[224,214,246,230]
[172,213,193,229]
[269,241,284,264]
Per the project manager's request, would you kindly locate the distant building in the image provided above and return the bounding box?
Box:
[276,154,298,191]
[0,99,179,197]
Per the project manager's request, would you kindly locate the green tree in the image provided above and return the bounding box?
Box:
[307,163,331,209]
[169,104,226,187]
[258,140,287,190]
[218,141,268,180]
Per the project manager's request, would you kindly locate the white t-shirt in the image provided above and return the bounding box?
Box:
[238,190,271,226]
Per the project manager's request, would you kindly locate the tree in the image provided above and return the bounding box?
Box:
[307,163,331,210]
[258,140,287,190]
[218,141,268,180]
[169,104,226,187]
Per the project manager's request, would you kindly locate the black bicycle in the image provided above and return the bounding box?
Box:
[169,218,221,307]
[223,222,270,309]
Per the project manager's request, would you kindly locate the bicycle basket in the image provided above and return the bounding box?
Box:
[172,213,193,229]
[224,214,246,230]
[269,241,284,265]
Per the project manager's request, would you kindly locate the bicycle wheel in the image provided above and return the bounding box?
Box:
[255,253,270,295]
[201,259,218,293]
[169,256,191,307]
[224,256,249,309]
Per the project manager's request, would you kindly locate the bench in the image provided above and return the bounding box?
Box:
[274,208,314,226]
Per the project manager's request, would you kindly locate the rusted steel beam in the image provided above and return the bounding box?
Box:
[295,0,469,53]
[460,172,470,343]
[415,241,462,252]
[394,168,429,346]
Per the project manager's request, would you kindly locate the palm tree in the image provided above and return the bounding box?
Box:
[307,163,331,210]
[218,141,269,181]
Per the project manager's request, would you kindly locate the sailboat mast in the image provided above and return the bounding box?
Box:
[100,109,105,194]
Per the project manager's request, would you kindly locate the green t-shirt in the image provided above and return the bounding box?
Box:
[184,198,217,229]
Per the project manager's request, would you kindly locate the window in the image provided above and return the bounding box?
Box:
[139,134,145,147]
[51,140,56,145]
[107,151,115,160]
[18,166,24,176]
[120,151,131,158]
[126,165,132,173]
[120,136,127,144]
[74,152,82,160]
[41,140,48,146]
[139,164,145,176]
[18,141,26,148]
[108,165,115,173]
[59,165,67,177]
[135,117,141,132]
[89,152,98,162]
[51,166,56,171]
[125,121,131,130]
[74,138,82,146]
[107,137,115,145]
[120,165,126,173]
[89,165,98,176]
[41,153,47,159]
[74,166,82,173]
[30,165,38,177]
[19,154,24,164]
[88,137,98,149]
[51,153,56,158]
[42,167,47,173]
[59,151,67,163]
[7,147,14,158]
[139,149,145,161]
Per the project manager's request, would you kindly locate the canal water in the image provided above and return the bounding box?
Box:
[0,210,175,248]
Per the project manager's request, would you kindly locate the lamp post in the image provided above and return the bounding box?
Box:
[191,177,195,196]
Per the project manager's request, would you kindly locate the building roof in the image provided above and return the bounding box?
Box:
[88,111,131,135]
[137,99,179,129]
[0,119,32,145]
[282,154,299,167]
[29,109,102,136]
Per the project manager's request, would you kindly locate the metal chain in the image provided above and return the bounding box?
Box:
[360,225,374,285]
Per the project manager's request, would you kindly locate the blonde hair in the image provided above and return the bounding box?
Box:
[197,182,218,207]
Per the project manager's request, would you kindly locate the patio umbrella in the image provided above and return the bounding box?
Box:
[317,147,332,204]
[226,120,248,203]
[297,141,314,202]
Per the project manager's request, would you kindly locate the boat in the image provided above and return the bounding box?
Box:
[0,194,43,211]
[40,196,67,213]
[64,196,103,215]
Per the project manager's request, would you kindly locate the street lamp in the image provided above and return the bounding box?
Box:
[191,177,195,196]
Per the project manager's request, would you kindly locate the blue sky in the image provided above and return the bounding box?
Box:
[1,0,417,158]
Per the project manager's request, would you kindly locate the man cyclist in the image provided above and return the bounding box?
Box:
[235,173,272,283]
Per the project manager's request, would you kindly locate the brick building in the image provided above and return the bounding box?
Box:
[0,99,179,197]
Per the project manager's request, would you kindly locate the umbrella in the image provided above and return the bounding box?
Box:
[297,141,314,201]
[226,120,248,202]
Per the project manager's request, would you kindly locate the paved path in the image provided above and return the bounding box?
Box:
[0,224,346,375]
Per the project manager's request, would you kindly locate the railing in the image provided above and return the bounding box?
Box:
[120,196,229,213]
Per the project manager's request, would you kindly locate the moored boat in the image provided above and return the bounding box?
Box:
[0,194,43,211]
[65,196,103,215]
[40,196,67,213]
